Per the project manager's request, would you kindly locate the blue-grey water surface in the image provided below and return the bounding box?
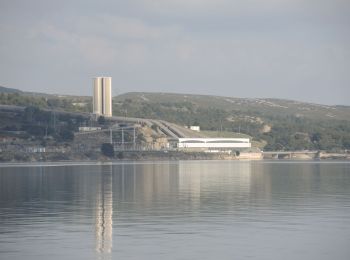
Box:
[0,161,350,260]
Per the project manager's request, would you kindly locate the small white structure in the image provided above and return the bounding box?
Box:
[79,127,102,132]
[190,126,200,132]
[177,138,251,149]
[72,102,87,107]
[26,147,46,153]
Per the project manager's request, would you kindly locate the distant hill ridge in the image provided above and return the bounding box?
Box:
[0,86,23,93]
[0,85,57,97]
[114,92,350,122]
[1,86,349,121]
[112,92,350,150]
[1,88,349,150]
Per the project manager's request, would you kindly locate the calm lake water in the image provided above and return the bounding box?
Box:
[0,161,350,260]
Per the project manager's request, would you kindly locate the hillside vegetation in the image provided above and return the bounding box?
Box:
[113,92,350,151]
[0,92,92,113]
[1,87,350,151]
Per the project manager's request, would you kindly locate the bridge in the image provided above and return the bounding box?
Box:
[110,116,190,138]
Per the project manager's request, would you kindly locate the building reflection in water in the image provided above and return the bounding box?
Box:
[178,161,252,199]
[93,161,253,257]
[95,164,113,256]
[127,161,253,213]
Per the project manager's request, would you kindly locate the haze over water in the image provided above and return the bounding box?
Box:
[0,161,350,259]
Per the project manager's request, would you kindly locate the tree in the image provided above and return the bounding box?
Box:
[98,116,106,125]
[59,128,74,141]
[101,143,114,157]
[23,124,46,136]
[117,152,124,159]
[23,106,39,123]
[151,124,158,131]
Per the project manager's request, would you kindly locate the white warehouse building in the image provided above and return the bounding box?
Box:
[177,138,251,150]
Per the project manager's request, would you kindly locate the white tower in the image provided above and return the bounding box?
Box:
[93,77,112,117]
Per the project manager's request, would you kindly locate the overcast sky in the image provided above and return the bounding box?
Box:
[0,0,349,105]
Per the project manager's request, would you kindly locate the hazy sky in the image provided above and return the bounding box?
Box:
[0,0,349,105]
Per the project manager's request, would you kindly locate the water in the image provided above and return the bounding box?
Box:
[0,161,350,260]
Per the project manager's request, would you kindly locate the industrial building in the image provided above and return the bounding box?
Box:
[177,138,251,151]
[93,77,112,117]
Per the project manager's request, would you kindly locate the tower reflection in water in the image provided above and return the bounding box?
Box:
[95,164,113,256]
[93,161,253,257]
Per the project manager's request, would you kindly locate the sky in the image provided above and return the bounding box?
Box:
[0,0,349,105]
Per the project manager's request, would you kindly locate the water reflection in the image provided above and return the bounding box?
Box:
[0,161,349,260]
[177,161,252,211]
[95,165,113,257]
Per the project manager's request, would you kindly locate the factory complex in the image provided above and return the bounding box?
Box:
[92,77,251,153]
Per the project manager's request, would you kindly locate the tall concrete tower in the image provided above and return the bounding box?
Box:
[93,77,112,117]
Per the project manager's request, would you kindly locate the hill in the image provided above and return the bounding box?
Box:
[0,86,23,94]
[113,92,350,151]
[0,86,92,113]
[0,85,59,97]
[1,88,349,151]
[114,92,350,121]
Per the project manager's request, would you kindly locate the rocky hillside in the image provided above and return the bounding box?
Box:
[113,92,350,151]
[1,87,349,151]
[114,92,350,121]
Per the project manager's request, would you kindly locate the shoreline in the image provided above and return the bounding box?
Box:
[1,159,350,168]
[0,150,349,165]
